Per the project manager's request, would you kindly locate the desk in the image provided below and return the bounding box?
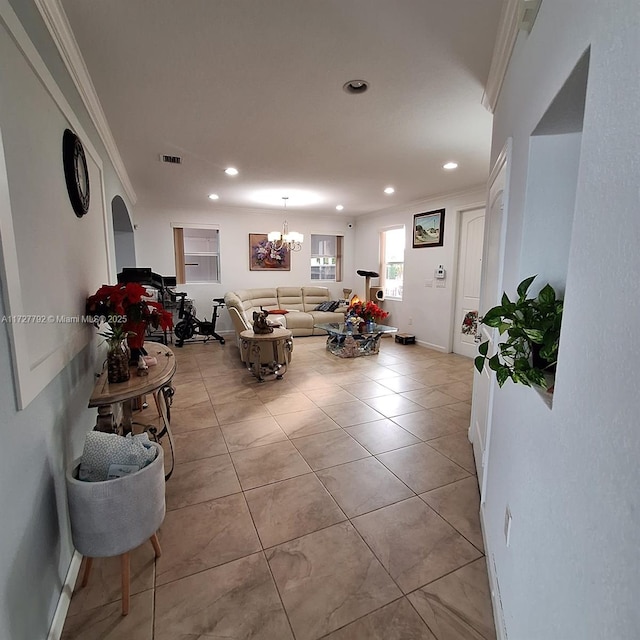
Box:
[89,343,176,478]
[240,328,293,382]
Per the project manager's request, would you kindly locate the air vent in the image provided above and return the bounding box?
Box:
[520,0,541,33]
[159,154,182,164]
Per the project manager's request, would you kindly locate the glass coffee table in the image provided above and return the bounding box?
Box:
[314,322,397,358]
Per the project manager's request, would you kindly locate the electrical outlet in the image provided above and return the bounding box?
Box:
[504,506,512,547]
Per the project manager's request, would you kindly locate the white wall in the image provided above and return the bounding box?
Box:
[483,2,640,638]
[133,206,357,332]
[0,3,134,638]
[354,188,485,351]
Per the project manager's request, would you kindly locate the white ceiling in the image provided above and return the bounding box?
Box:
[60,0,502,217]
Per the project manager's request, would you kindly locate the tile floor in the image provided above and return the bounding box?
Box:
[61,335,496,640]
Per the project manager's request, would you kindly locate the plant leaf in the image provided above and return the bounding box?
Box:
[482,307,504,325]
[538,284,556,305]
[478,341,489,356]
[488,354,501,371]
[498,322,511,334]
[517,275,537,298]
[474,356,485,373]
[496,368,509,387]
[523,328,545,343]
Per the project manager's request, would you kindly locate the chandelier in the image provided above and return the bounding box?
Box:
[268,197,304,252]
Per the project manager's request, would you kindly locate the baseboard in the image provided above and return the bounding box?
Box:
[480,508,508,640]
[416,339,447,352]
[47,550,82,640]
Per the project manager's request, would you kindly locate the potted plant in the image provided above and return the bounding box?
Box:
[87,282,173,363]
[474,275,563,390]
[346,299,389,332]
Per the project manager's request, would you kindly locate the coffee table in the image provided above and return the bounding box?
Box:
[314,322,397,358]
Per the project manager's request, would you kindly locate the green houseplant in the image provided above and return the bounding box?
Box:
[474,275,563,389]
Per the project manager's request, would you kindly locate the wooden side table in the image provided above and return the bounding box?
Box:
[89,343,177,478]
[240,328,293,382]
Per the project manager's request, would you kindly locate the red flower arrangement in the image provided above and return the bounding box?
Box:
[86,283,173,331]
[347,299,389,323]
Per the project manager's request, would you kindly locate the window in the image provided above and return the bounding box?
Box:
[380,227,405,299]
[173,226,220,284]
[310,234,343,281]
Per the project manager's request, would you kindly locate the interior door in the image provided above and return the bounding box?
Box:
[453,208,485,358]
[470,140,511,496]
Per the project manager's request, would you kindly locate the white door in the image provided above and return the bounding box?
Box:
[453,208,485,358]
[470,141,511,496]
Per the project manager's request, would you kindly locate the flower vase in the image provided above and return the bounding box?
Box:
[366,320,376,332]
[107,344,130,383]
[124,320,148,364]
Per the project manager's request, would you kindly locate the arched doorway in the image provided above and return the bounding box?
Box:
[111,195,136,272]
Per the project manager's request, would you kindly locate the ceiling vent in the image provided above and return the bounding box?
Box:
[520,0,541,33]
[159,154,182,164]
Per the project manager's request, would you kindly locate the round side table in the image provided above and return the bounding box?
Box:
[240,328,293,382]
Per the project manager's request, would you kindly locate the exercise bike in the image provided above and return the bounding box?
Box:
[172,291,226,347]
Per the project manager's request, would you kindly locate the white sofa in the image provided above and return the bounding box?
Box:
[224,286,346,338]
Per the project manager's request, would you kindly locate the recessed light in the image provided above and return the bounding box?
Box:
[384,186,395,195]
[224,167,238,176]
[343,79,370,94]
[208,193,219,200]
[336,205,344,211]
[443,162,458,170]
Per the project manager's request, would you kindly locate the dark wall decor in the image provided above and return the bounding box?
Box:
[413,209,445,248]
[62,128,90,217]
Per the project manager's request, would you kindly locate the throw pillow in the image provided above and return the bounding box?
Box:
[268,309,289,315]
[314,301,336,312]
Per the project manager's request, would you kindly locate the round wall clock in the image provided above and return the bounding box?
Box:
[63,129,90,217]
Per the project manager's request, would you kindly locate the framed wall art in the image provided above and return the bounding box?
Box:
[413,209,445,248]
[249,233,291,271]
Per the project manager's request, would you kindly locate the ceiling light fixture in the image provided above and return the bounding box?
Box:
[224,167,238,176]
[336,205,344,211]
[268,197,304,252]
[384,186,395,194]
[443,162,458,170]
[343,79,370,94]
[208,193,219,200]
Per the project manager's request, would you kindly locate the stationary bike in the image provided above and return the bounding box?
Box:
[172,291,226,347]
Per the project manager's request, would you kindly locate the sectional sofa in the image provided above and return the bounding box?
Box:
[224,286,346,338]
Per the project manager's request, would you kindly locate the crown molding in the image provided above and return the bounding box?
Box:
[35,0,137,205]
[362,183,487,219]
[482,0,523,113]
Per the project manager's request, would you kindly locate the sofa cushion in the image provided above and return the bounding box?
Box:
[302,286,332,312]
[236,289,279,313]
[284,311,314,331]
[276,287,305,311]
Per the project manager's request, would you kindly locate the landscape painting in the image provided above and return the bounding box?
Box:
[413,209,445,248]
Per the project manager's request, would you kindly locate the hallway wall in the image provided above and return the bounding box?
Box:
[483,2,640,637]
[0,2,133,637]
